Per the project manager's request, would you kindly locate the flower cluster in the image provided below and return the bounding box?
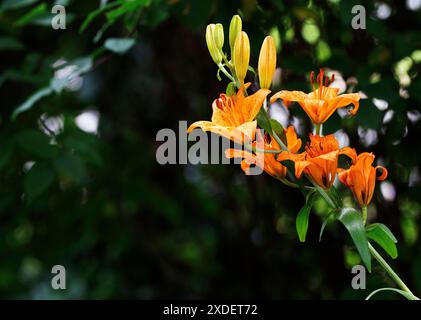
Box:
[189,15,387,211]
[185,14,420,301]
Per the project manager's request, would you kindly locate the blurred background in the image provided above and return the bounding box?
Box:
[0,0,420,299]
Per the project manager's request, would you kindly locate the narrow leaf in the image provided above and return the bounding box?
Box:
[14,3,47,27]
[256,107,272,135]
[12,87,52,120]
[269,119,284,139]
[296,190,317,242]
[337,207,371,272]
[319,210,335,242]
[366,223,398,259]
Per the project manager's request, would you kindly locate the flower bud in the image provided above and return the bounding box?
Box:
[206,24,223,64]
[229,15,242,52]
[214,23,224,51]
[258,36,277,89]
[233,31,250,85]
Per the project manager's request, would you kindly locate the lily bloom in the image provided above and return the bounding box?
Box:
[278,134,356,189]
[338,152,388,207]
[187,84,270,144]
[225,126,302,179]
[270,69,361,125]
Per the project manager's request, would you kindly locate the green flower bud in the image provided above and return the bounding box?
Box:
[229,15,242,53]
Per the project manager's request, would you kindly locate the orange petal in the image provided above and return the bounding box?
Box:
[285,126,302,153]
[328,93,361,116]
[375,166,388,180]
[270,90,308,104]
[337,168,350,187]
[240,88,271,122]
[300,99,325,124]
[339,147,357,164]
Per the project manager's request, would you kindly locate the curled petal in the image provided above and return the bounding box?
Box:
[328,93,361,116]
[339,147,357,164]
[376,166,388,180]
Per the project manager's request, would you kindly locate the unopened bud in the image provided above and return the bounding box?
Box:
[233,31,250,85]
[206,24,223,64]
[258,36,277,89]
[229,15,242,53]
[214,23,224,51]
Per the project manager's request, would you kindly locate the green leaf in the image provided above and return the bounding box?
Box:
[17,130,57,159]
[226,82,236,96]
[319,210,335,242]
[105,0,151,22]
[79,0,122,33]
[337,207,371,272]
[53,153,87,184]
[269,119,284,138]
[366,223,398,259]
[14,2,47,27]
[329,186,343,208]
[12,86,52,120]
[24,162,55,200]
[104,38,135,55]
[296,190,317,242]
[366,288,418,300]
[256,107,272,135]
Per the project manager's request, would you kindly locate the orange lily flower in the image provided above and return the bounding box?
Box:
[225,126,302,179]
[338,152,388,207]
[187,84,270,144]
[278,134,356,189]
[270,69,361,125]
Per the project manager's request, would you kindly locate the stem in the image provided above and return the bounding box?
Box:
[369,243,419,300]
[272,130,289,152]
[317,189,419,299]
[315,124,321,135]
[362,205,367,225]
[218,63,235,82]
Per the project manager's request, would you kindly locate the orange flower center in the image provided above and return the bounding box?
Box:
[215,94,235,111]
[305,134,339,158]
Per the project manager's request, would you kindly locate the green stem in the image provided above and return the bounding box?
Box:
[272,130,289,152]
[368,243,419,300]
[218,63,235,82]
[362,205,368,225]
[315,124,321,135]
[317,189,419,299]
